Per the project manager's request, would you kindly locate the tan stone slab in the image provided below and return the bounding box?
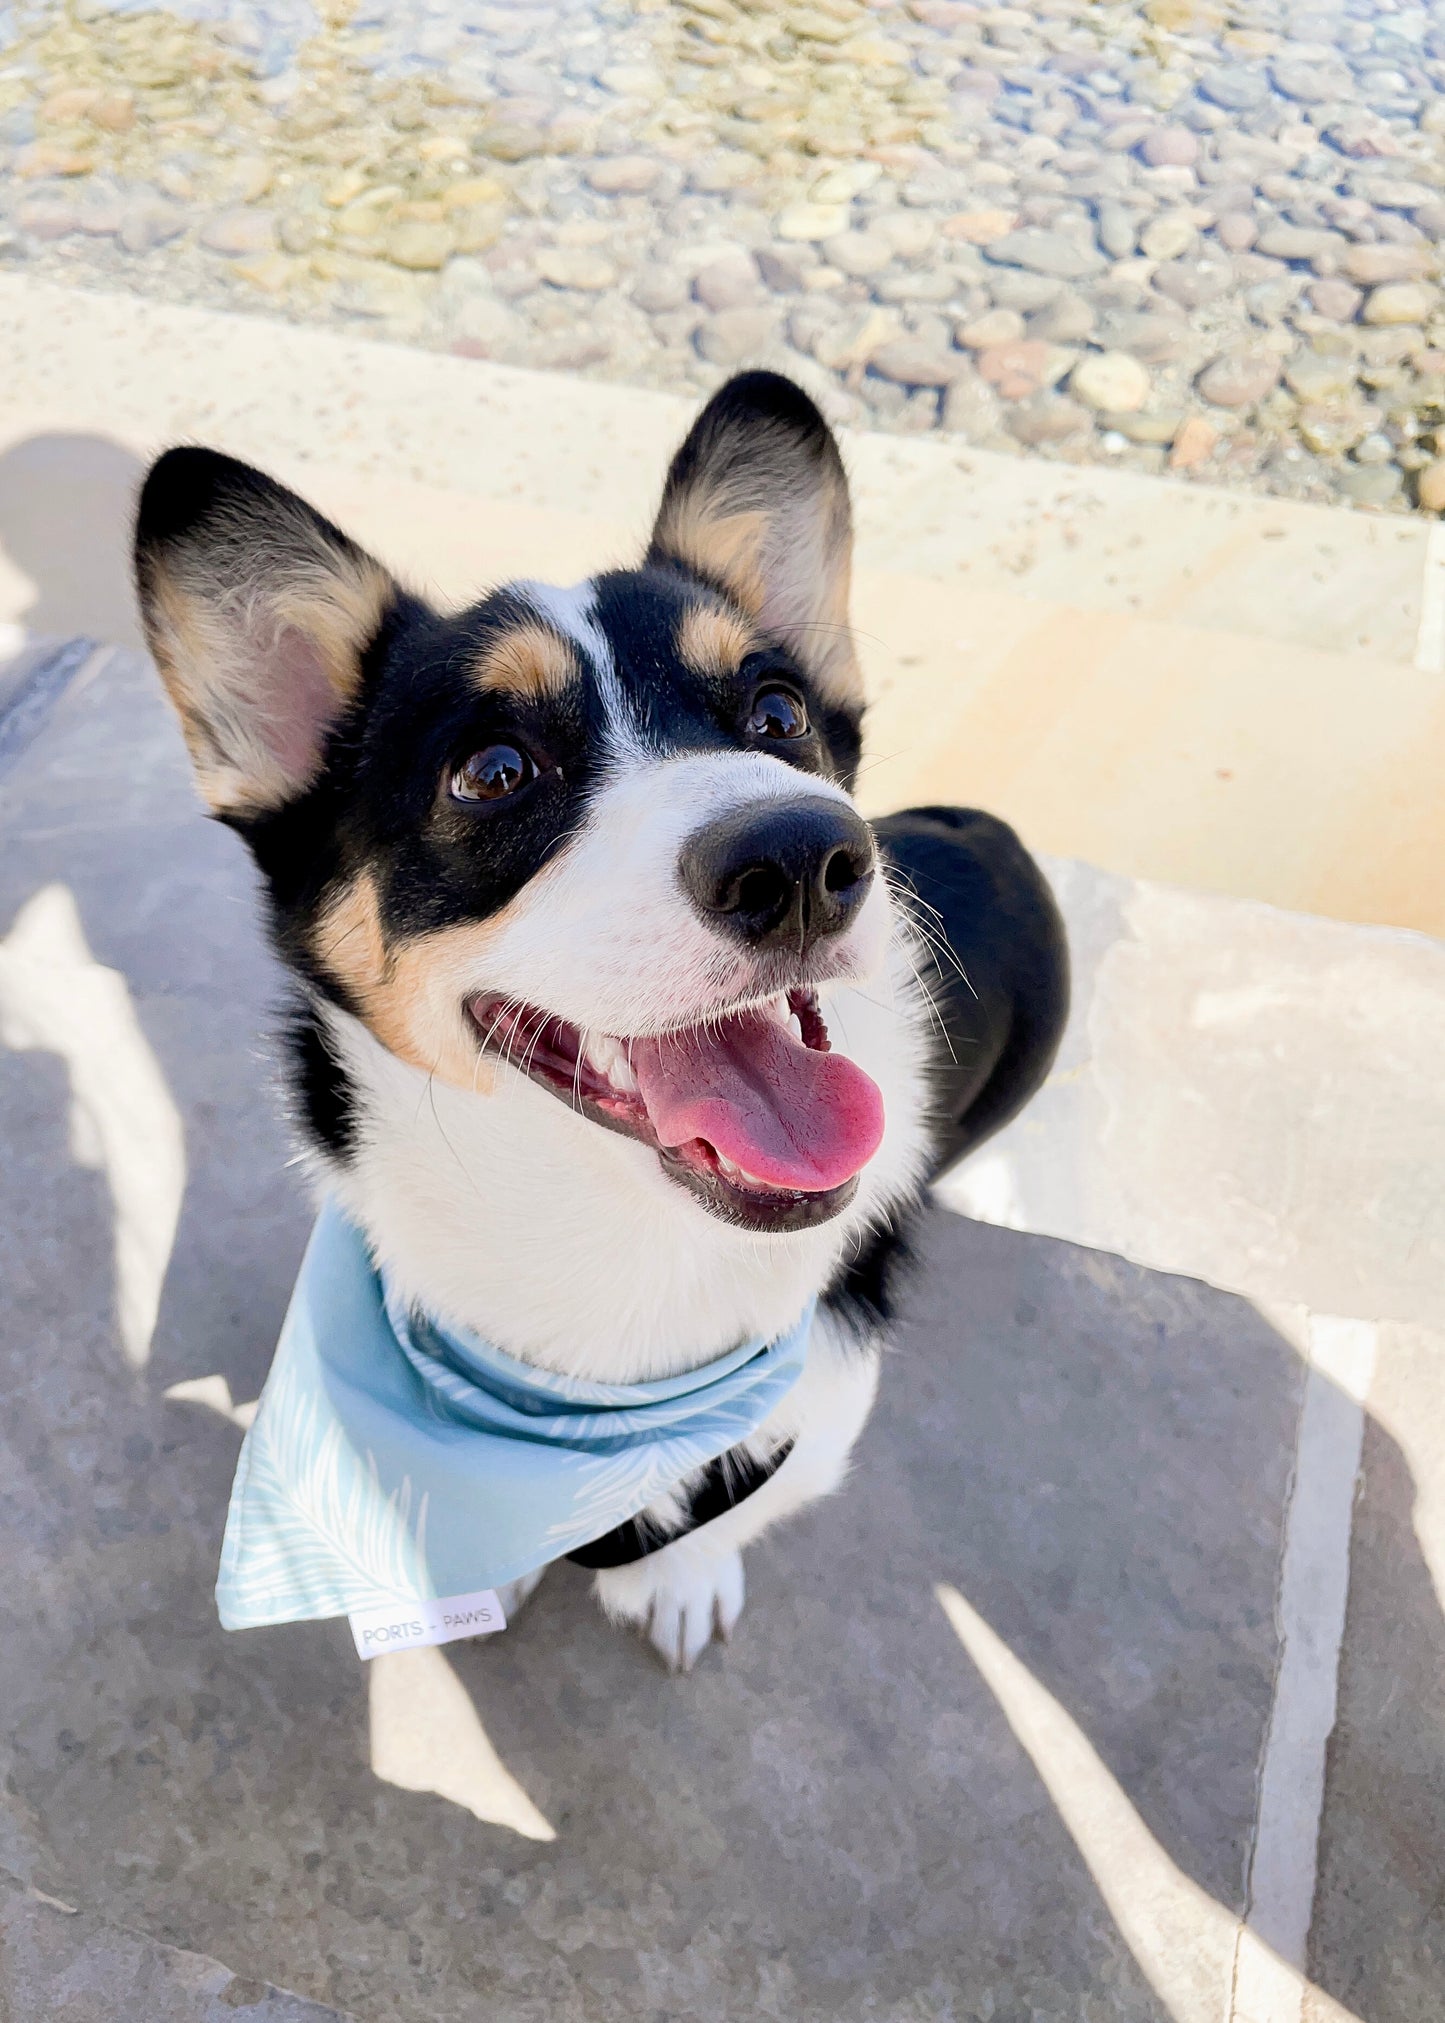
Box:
[856,591,1445,937]
[849,434,1429,666]
[939,855,1445,1332]
[0,276,1429,664]
[1,276,1439,934]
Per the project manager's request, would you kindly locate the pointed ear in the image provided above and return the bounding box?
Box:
[648,371,862,709]
[134,448,405,817]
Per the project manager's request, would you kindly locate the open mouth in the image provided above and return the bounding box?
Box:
[466,988,885,1232]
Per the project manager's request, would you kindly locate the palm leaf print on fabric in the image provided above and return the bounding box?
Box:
[218,1357,432,1626]
[216,1199,813,1630]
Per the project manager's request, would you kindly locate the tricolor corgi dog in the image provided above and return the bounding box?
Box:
[134,371,1067,1671]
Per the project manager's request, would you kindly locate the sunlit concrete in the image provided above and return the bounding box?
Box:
[0,878,184,1369]
[368,1647,556,1842]
[940,860,1445,1332]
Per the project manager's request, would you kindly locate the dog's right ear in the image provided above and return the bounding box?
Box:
[134,448,406,819]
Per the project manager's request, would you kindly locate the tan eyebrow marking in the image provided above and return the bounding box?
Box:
[470,621,579,700]
[676,602,758,683]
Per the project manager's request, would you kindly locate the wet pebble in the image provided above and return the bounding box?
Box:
[1308,279,1364,323]
[1337,463,1404,506]
[587,157,659,196]
[869,336,967,389]
[775,201,850,243]
[696,305,778,367]
[2,0,1440,514]
[631,264,690,314]
[1363,282,1437,327]
[1169,416,1218,470]
[1006,392,1091,446]
[1197,350,1282,409]
[1342,245,1433,287]
[977,338,1054,400]
[693,250,762,312]
[1139,128,1198,170]
[985,227,1104,281]
[1199,67,1272,112]
[823,229,895,279]
[1140,211,1197,263]
[1215,214,1259,253]
[1071,350,1150,414]
[386,221,456,272]
[958,308,1025,350]
[199,207,276,256]
[535,246,617,291]
[943,207,1016,246]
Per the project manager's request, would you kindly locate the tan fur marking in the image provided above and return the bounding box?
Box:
[314,873,501,1093]
[143,517,395,817]
[652,467,863,710]
[147,571,225,771]
[654,497,770,620]
[676,603,758,684]
[471,623,579,700]
[272,548,394,701]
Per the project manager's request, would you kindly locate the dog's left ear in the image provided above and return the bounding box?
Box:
[134,447,406,819]
[648,372,861,709]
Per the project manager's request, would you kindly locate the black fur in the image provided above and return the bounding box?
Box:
[566,1439,796,1569]
[821,806,1069,1335]
[879,806,1069,1175]
[284,1000,358,1161]
[824,1206,923,1339]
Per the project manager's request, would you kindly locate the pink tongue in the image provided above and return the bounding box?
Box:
[629,1008,884,1192]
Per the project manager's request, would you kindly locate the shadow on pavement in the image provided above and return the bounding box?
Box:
[0,433,147,654]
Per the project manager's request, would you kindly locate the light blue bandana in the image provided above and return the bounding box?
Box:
[216,1197,813,1630]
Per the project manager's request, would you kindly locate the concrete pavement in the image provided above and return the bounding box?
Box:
[0,281,1442,2021]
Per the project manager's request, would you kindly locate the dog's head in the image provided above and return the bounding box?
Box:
[135,373,925,1250]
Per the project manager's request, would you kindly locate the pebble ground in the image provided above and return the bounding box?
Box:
[3,0,1445,513]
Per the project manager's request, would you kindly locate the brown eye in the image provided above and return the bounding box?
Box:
[746,687,809,740]
[450,743,536,802]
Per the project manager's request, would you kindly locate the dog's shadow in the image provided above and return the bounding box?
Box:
[0,432,147,653]
[0,635,1439,2022]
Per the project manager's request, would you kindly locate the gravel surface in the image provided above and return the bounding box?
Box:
[3,0,1445,512]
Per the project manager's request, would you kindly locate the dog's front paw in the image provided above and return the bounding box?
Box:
[594,1546,745,1673]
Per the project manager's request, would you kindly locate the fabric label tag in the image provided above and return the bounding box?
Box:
[349,1588,507,1660]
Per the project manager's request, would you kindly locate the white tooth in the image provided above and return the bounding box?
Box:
[714,1150,781,1191]
[582,1032,638,1092]
[584,1034,618,1077]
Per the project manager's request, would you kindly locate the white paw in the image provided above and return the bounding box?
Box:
[494,1564,547,1623]
[595,1547,746,1673]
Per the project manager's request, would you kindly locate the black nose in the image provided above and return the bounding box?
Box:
[680,799,876,953]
